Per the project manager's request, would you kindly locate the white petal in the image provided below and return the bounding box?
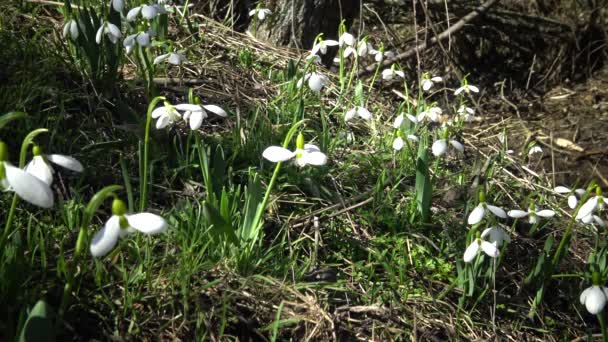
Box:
[577,197,599,219]
[174,103,202,112]
[422,79,432,91]
[356,107,372,120]
[95,25,104,44]
[594,216,606,228]
[575,189,587,197]
[5,163,54,208]
[463,240,480,263]
[406,114,418,124]
[151,106,168,118]
[481,226,510,246]
[248,9,256,16]
[528,146,543,155]
[262,146,295,163]
[449,140,464,152]
[454,86,464,95]
[141,5,158,19]
[126,213,167,234]
[431,76,443,82]
[536,209,555,218]
[90,216,121,257]
[393,114,404,128]
[137,32,151,47]
[107,23,121,39]
[584,286,607,314]
[153,53,169,65]
[202,105,227,117]
[303,144,321,153]
[63,22,70,38]
[392,137,404,151]
[487,205,507,218]
[406,135,419,142]
[324,40,339,47]
[480,241,500,258]
[581,287,593,305]
[69,20,79,39]
[308,73,325,92]
[554,186,571,193]
[127,6,142,21]
[344,47,356,58]
[112,0,124,12]
[123,34,136,48]
[432,139,448,157]
[168,53,185,65]
[189,110,204,130]
[46,154,83,172]
[468,85,480,93]
[394,71,405,78]
[568,195,578,209]
[302,151,327,166]
[155,114,171,129]
[344,108,357,122]
[467,205,485,225]
[507,210,528,218]
[25,156,53,185]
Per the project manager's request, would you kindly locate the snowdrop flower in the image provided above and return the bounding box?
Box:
[0,141,53,208]
[344,106,372,122]
[580,273,608,315]
[357,40,373,57]
[370,49,394,62]
[481,226,511,247]
[306,53,322,64]
[62,19,79,40]
[507,204,555,224]
[24,145,83,186]
[262,133,327,167]
[417,106,442,122]
[581,214,606,227]
[339,32,355,47]
[468,191,507,225]
[554,186,586,209]
[95,21,121,44]
[90,198,167,257]
[432,133,464,157]
[382,68,405,81]
[111,0,124,12]
[528,145,543,155]
[457,105,475,122]
[421,75,443,91]
[297,72,328,93]
[454,83,480,95]
[463,232,500,263]
[154,52,186,65]
[392,134,418,151]
[174,103,228,130]
[127,5,160,21]
[576,188,606,220]
[123,30,154,54]
[249,8,272,21]
[151,101,182,129]
[311,38,339,55]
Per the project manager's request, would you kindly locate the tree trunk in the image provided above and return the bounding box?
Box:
[252,0,361,51]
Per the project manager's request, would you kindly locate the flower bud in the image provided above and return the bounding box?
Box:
[478,190,486,203]
[296,132,305,150]
[112,198,128,216]
[32,145,42,156]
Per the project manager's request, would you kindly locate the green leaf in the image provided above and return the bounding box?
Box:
[0,111,27,130]
[355,80,364,107]
[19,300,55,342]
[203,202,238,245]
[241,172,264,242]
[415,134,432,224]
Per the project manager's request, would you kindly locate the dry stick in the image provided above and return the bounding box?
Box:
[357,0,501,77]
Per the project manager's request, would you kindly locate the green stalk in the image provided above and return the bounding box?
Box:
[140,96,165,212]
[600,312,608,342]
[140,47,156,97]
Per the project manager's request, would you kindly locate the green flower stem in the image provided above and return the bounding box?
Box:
[140,47,156,97]
[599,312,608,342]
[140,96,165,212]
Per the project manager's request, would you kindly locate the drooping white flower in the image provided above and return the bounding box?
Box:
[111,0,124,12]
[454,83,480,95]
[151,102,183,129]
[528,145,543,155]
[24,146,83,186]
[0,142,54,208]
[339,32,355,47]
[581,282,608,315]
[174,103,228,130]
[311,39,339,55]
[392,135,418,151]
[421,75,443,91]
[345,106,372,122]
[62,19,79,40]
[463,236,499,263]
[370,49,394,62]
[127,4,160,21]
[262,133,327,167]
[468,196,507,225]
[95,21,121,44]
[576,194,607,220]
[457,105,475,122]
[481,226,511,247]
[90,199,167,257]
[356,41,373,57]
[432,138,464,157]
[417,106,442,122]
[554,186,586,209]
[153,52,187,65]
[248,8,272,20]
[297,72,328,93]
[305,53,322,64]
[123,30,155,54]
[581,214,606,227]
[507,205,555,224]
[381,68,405,81]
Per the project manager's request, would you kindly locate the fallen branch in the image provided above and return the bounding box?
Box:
[358,0,500,76]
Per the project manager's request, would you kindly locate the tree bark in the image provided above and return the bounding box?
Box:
[252,0,361,51]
